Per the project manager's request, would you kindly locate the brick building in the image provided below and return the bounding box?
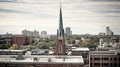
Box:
[12,35,25,47]
[55,5,66,55]
[12,35,32,47]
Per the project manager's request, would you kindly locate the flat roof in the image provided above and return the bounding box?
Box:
[72,47,89,51]
[90,50,120,55]
[0,55,84,64]
[0,49,25,52]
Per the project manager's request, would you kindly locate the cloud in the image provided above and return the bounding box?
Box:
[0,0,15,2]
[0,0,120,34]
[90,0,120,2]
[0,8,26,13]
[0,0,24,3]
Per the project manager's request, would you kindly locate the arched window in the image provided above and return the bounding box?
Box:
[59,45,62,53]
[60,32,61,37]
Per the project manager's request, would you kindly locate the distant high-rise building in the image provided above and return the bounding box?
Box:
[22,29,39,37]
[32,30,39,37]
[41,31,48,38]
[65,27,72,37]
[106,27,114,36]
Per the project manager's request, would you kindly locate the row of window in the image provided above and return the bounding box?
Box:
[91,63,118,66]
[91,57,118,61]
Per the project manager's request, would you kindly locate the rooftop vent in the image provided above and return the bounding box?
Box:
[16,54,24,60]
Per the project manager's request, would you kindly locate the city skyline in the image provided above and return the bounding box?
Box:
[0,0,120,35]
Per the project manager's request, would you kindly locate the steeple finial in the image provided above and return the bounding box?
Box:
[60,2,62,8]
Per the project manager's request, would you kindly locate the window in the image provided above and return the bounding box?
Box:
[114,58,117,61]
[59,40,62,42]
[94,58,100,60]
[110,63,112,66]
[90,58,92,60]
[114,63,117,66]
[104,63,108,66]
[110,58,112,60]
[60,32,61,37]
[59,45,62,53]
[94,63,100,66]
[90,63,92,66]
[104,58,108,60]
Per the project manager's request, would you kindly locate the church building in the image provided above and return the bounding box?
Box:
[55,5,66,55]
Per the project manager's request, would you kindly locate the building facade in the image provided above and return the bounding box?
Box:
[41,31,48,38]
[12,35,25,47]
[0,34,12,45]
[106,27,114,36]
[0,55,84,67]
[12,35,32,47]
[89,51,120,67]
[65,27,72,37]
[22,29,39,37]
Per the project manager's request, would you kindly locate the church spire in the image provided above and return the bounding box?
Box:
[57,3,64,39]
[55,3,66,55]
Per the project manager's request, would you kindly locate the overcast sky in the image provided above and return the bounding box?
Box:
[0,0,120,35]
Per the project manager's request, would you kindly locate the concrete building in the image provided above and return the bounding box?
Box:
[98,37,120,50]
[41,31,48,38]
[106,27,114,36]
[71,47,90,64]
[65,27,72,37]
[98,32,106,36]
[89,50,120,67]
[0,55,84,67]
[0,49,26,55]
[22,29,39,37]
[0,34,12,44]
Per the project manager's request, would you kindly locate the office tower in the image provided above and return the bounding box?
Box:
[65,27,72,37]
[41,31,47,38]
[106,27,114,36]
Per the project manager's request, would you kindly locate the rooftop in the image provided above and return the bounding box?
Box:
[72,47,89,51]
[0,49,25,52]
[90,50,120,55]
[0,55,84,64]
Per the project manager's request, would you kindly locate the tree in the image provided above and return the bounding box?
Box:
[78,40,97,48]
[0,44,10,49]
[36,42,49,49]
[48,41,55,47]
[9,44,18,50]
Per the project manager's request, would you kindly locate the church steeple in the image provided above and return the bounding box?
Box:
[55,3,66,55]
[57,3,64,39]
